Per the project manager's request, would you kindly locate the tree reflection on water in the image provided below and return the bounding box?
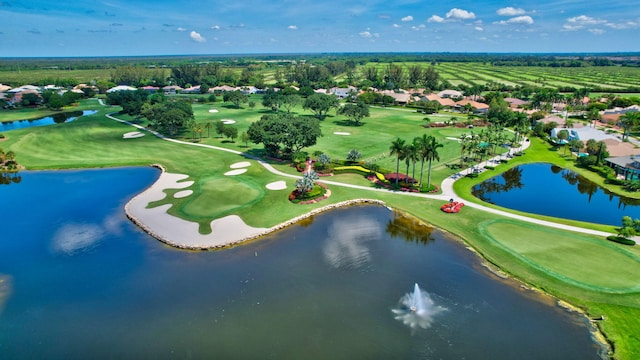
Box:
[471,167,523,203]
[0,171,21,185]
[385,210,435,246]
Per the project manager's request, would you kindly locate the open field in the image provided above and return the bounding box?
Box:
[363,61,640,91]
[2,100,640,358]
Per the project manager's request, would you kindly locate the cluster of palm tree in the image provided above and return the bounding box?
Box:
[389,135,443,190]
[458,124,513,170]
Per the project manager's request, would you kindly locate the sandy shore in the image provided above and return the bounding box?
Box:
[125,166,386,249]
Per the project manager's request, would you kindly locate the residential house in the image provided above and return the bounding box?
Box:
[106,85,137,93]
[162,85,183,95]
[181,85,202,94]
[504,97,528,109]
[455,99,489,113]
[437,89,463,99]
[142,86,160,93]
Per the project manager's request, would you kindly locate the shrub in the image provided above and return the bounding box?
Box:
[606,235,636,245]
[484,165,495,170]
[466,173,479,178]
[0,134,4,139]
[334,165,370,176]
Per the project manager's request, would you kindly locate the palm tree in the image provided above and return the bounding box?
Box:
[402,143,415,185]
[415,134,430,188]
[587,108,600,128]
[620,111,640,141]
[389,138,406,185]
[424,136,443,188]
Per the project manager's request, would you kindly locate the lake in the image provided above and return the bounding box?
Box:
[0,110,98,132]
[472,163,640,226]
[0,168,605,359]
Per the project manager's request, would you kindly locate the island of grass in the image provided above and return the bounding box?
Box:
[3,98,640,359]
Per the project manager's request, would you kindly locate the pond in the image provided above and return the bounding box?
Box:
[472,163,640,226]
[0,110,98,132]
[0,168,605,359]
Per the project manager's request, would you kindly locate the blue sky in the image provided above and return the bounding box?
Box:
[1,0,639,57]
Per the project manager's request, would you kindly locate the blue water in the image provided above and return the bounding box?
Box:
[0,168,603,359]
[0,110,98,131]
[472,163,640,226]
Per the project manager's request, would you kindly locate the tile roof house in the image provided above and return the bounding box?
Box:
[455,99,489,113]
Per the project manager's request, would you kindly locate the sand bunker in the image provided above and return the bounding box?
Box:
[126,171,268,248]
[123,131,145,139]
[266,181,287,190]
[224,169,247,176]
[208,109,219,113]
[222,119,236,124]
[334,132,351,135]
[174,190,193,198]
[230,161,251,169]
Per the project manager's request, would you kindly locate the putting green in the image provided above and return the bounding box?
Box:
[181,177,262,219]
[480,219,640,293]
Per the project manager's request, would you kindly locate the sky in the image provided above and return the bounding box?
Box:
[1,0,639,57]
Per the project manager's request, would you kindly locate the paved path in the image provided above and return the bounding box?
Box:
[106,110,629,243]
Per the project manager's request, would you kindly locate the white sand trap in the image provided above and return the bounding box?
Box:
[127,170,268,248]
[446,137,461,141]
[123,131,145,139]
[222,119,236,124]
[208,109,219,113]
[334,132,351,135]
[266,181,287,190]
[230,161,251,169]
[174,190,193,198]
[225,169,247,176]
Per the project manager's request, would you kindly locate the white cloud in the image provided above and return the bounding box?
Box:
[567,15,606,26]
[446,8,476,21]
[392,23,401,28]
[177,27,187,32]
[563,15,608,31]
[288,25,298,30]
[411,24,426,31]
[428,15,445,23]
[497,7,526,16]
[589,28,605,35]
[190,31,206,42]
[495,16,534,25]
[211,25,220,30]
[401,15,414,22]
[359,31,372,38]
[475,26,484,31]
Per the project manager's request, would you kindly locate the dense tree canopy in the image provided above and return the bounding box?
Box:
[303,93,340,120]
[247,113,322,158]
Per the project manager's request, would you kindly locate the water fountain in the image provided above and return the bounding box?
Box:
[392,283,446,330]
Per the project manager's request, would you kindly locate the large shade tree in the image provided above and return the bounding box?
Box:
[337,101,370,126]
[303,93,339,120]
[247,113,322,158]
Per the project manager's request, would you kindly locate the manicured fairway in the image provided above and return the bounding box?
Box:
[480,219,640,293]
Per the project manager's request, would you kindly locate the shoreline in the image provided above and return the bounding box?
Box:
[124,164,387,250]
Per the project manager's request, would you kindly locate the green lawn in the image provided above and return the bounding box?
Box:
[3,101,640,359]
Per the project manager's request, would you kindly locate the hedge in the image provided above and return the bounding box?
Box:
[606,235,637,246]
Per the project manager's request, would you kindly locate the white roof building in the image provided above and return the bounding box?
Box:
[106,85,138,93]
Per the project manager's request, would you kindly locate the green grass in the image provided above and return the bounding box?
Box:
[480,219,640,292]
[3,100,640,359]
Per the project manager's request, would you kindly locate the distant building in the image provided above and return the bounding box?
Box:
[106,85,137,93]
